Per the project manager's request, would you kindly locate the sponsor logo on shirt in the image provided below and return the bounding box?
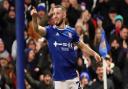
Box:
[53,41,73,48]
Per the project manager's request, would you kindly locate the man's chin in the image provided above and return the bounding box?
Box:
[56,22,60,26]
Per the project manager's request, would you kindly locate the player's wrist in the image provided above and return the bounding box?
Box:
[93,52,97,57]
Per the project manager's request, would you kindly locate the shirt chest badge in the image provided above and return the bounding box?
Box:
[68,32,72,38]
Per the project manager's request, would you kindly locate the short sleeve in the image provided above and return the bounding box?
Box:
[72,30,80,44]
[44,26,52,39]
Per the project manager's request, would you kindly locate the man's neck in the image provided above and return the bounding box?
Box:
[57,22,66,30]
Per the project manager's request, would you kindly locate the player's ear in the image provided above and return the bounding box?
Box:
[63,11,66,19]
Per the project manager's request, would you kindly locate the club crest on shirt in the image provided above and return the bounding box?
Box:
[68,32,72,38]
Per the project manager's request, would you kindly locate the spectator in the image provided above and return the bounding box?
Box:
[117,0,128,26]
[67,0,82,27]
[0,57,8,68]
[78,0,94,12]
[80,72,90,89]
[105,55,123,89]
[36,3,48,26]
[5,63,16,89]
[1,0,10,11]
[4,5,16,53]
[118,26,128,49]
[25,0,33,23]
[26,38,37,52]
[0,61,16,89]
[110,15,124,38]
[35,38,52,74]
[11,30,28,60]
[0,38,12,62]
[0,68,6,89]
[92,0,112,19]
[24,48,39,79]
[76,57,87,74]
[0,0,10,41]
[25,70,54,89]
[61,0,70,9]
[103,8,117,42]
[93,28,102,54]
[118,49,128,89]
[109,37,121,66]
[76,10,95,46]
[89,61,115,89]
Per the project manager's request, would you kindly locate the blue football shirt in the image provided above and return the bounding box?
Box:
[45,25,80,81]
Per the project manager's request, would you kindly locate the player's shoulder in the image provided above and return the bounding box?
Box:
[45,25,54,29]
[65,25,76,32]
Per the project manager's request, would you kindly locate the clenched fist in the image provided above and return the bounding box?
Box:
[30,8,38,16]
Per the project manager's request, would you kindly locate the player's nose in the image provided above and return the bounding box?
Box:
[53,14,58,19]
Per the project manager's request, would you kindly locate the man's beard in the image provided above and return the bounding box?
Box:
[56,19,64,27]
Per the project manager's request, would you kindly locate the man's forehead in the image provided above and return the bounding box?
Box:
[97,66,103,69]
[122,28,128,32]
[54,7,62,11]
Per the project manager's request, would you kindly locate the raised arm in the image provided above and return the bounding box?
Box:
[31,9,46,37]
[77,41,101,62]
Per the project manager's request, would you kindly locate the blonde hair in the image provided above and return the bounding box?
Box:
[54,5,67,12]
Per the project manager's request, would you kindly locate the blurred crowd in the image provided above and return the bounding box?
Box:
[0,0,128,89]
